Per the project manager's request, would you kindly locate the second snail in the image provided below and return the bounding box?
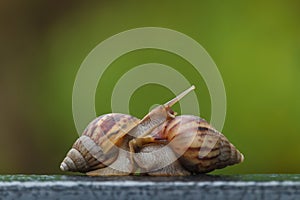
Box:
[60,85,244,176]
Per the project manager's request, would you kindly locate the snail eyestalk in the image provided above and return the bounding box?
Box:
[164,85,195,108]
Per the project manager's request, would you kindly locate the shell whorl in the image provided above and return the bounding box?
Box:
[60,135,112,172]
[60,147,87,172]
[60,113,140,172]
[155,115,244,173]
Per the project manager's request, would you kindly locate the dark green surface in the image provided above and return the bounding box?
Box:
[0,174,299,182]
[1,174,299,200]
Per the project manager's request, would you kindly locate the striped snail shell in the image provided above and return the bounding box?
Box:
[60,113,140,172]
[155,115,244,173]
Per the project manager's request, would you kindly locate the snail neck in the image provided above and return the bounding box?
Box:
[132,105,174,138]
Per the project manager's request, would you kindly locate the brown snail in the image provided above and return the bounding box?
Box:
[60,86,244,176]
[132,115,244,175]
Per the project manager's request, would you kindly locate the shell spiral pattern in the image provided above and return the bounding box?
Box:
[155,115,244,173]
[60,113,140,172]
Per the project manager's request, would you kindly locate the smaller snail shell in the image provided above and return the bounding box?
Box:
[60,113,140,172]
[155,115,244,173]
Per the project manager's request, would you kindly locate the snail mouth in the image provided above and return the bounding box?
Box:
[167,109,177,119]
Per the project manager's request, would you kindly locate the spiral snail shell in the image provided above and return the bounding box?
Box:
[152,115,244,174]
[60,113,140,173]
[60,85,244,176]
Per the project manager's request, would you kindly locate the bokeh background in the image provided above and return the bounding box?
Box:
[1,0,299,174]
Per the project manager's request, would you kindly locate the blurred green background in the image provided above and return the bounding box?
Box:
[0,0,299,174]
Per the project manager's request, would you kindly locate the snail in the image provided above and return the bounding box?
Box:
[60,85,244,176]
[131,115,244,175]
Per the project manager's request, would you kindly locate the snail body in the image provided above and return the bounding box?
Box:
[133,143,191,176]
[60,86,244,176]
